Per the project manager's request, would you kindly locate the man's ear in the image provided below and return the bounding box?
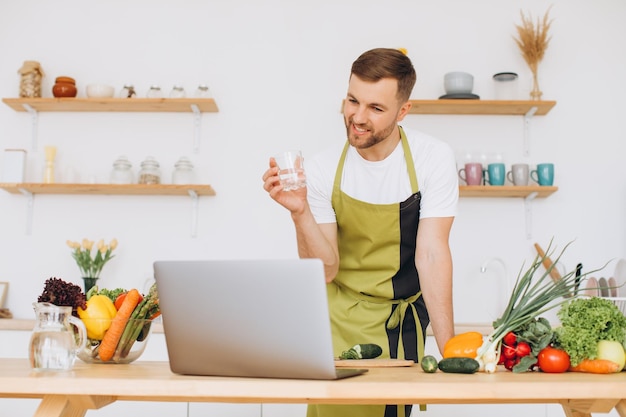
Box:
[397,101,412,122]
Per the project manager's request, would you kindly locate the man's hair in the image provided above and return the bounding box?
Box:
[350,48,416,102]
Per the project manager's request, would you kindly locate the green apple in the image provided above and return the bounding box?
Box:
[597,340,626,371]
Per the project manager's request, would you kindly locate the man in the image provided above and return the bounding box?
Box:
[262,48,458,417]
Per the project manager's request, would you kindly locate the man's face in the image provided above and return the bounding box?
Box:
[343,75,409,151]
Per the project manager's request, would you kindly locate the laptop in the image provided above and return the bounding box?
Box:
[153,258,368,380]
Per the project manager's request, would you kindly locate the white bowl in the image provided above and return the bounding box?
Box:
[86,84,115,98]
[444,72,474,94]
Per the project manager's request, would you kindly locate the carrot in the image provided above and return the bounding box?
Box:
[569,358,621,374]
[98,288,141,362]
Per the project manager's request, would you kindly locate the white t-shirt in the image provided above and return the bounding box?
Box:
[306,126,459,224]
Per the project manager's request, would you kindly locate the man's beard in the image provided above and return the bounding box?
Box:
[345,117,397,150]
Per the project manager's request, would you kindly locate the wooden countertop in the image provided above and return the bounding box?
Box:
[0,358,625,417]
[0,319,493,335]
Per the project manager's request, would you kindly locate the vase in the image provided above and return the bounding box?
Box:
[82,277,99,294]
[530,70,543,101]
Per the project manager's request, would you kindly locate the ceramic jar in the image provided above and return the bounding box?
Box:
[52,76,77,98]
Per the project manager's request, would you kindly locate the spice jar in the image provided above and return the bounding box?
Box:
[52,76,77,98]
[18,61,44,98]
[146,85,162,98]
[119,84,136,98]
[172,157,195,184]
[138,156,161,184]
[194,84,212,98]
[110,156,134,184]
[169,85,186,98]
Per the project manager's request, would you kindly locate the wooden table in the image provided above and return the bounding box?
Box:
[1,358,625,417]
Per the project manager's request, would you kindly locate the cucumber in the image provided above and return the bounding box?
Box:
[420,355,439,373]
[437,357,480,374]
[339,343,383,359]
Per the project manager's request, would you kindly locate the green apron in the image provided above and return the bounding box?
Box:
[307,127,429,417]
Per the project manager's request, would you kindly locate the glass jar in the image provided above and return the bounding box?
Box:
[146,85,162,98]
[119,84,136,98]
[110,156,134,184]
[138,156,161,184]
[169,85,186,98]
[172,156,195,184]
[18,60,44,98]
[194,84,211,98]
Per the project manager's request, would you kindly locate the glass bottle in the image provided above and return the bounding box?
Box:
[146,85,162,98]
[110,155,134,184]
[169,85,186,98]
[138,156,161,184]
[194,84,212,98]
[172,156,195,184]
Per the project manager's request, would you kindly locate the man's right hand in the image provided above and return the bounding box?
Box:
[262,157,308,215]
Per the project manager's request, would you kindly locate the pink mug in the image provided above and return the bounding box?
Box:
[458,163,484,186]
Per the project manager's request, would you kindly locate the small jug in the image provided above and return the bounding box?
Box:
[29,302,87,371]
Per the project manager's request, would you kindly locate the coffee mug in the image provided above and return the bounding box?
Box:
[507,163,530,186]
[458,163,483,186]
[530,163,554,186]
[484,163,505,186]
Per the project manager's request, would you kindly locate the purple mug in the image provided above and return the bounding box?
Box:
[458,163,484,185]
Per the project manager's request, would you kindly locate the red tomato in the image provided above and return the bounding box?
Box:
[515,342,531,358]
[114,292,143,310]
[537,346,570,373]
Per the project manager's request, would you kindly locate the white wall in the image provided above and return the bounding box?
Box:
[1,0,625,328]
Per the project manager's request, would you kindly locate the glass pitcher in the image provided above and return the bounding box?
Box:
[29,302,87,371]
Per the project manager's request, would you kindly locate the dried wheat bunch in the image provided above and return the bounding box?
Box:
[513,7,553,74]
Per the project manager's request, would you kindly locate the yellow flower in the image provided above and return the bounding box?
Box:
[68,238,118,279]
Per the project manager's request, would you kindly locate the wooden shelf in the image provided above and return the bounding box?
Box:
[459,185,557,198]
[340,99,555,116]
[2,97,219,113]
[406,99,556,115]
[0,183,216,196]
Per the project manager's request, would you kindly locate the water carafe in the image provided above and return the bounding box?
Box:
[29,302,87,371]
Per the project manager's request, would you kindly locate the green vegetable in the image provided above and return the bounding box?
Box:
[555,297,626,367]
[437,357,480,374]
[475,240,604,373]
[93,287,127,303]
[339,343,383,359]
[115,283,161,359]
[420,355,438,373]
[511,317,554,373]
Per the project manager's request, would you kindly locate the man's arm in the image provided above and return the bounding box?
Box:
[415,216,455,355]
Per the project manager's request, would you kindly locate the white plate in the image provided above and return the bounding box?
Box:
[614,259,626,297]
[584,277,599,297]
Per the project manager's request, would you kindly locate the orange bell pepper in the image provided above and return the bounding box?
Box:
[443,331,483,359]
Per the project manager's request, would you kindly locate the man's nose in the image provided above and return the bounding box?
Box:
[351,105,367,124]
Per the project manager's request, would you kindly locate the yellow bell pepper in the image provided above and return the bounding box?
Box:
[77,294,117,340]
[443,331,483,359]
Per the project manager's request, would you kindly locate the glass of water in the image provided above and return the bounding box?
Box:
[274,150,306,191]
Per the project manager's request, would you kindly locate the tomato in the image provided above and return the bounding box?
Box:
[537,346,570,373]
[503,332,517,346]
[114,292,143,310]
[515,342,531,358]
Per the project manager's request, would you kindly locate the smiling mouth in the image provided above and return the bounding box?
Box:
[351,123,370,135]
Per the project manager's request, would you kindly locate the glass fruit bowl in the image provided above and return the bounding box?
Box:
[77,318,152,364]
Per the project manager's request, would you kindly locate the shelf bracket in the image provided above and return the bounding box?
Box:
[523,106,538,157]
[188,189,199,238]
[524,191,538,239]
[23,103,39,151]
[18,187,34,235]
[191,104,201,154]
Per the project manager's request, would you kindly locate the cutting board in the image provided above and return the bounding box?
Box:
[334,358,415,368]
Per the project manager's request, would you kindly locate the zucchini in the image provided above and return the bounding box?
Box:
[339,343,383,359]
[437,357,480,374]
